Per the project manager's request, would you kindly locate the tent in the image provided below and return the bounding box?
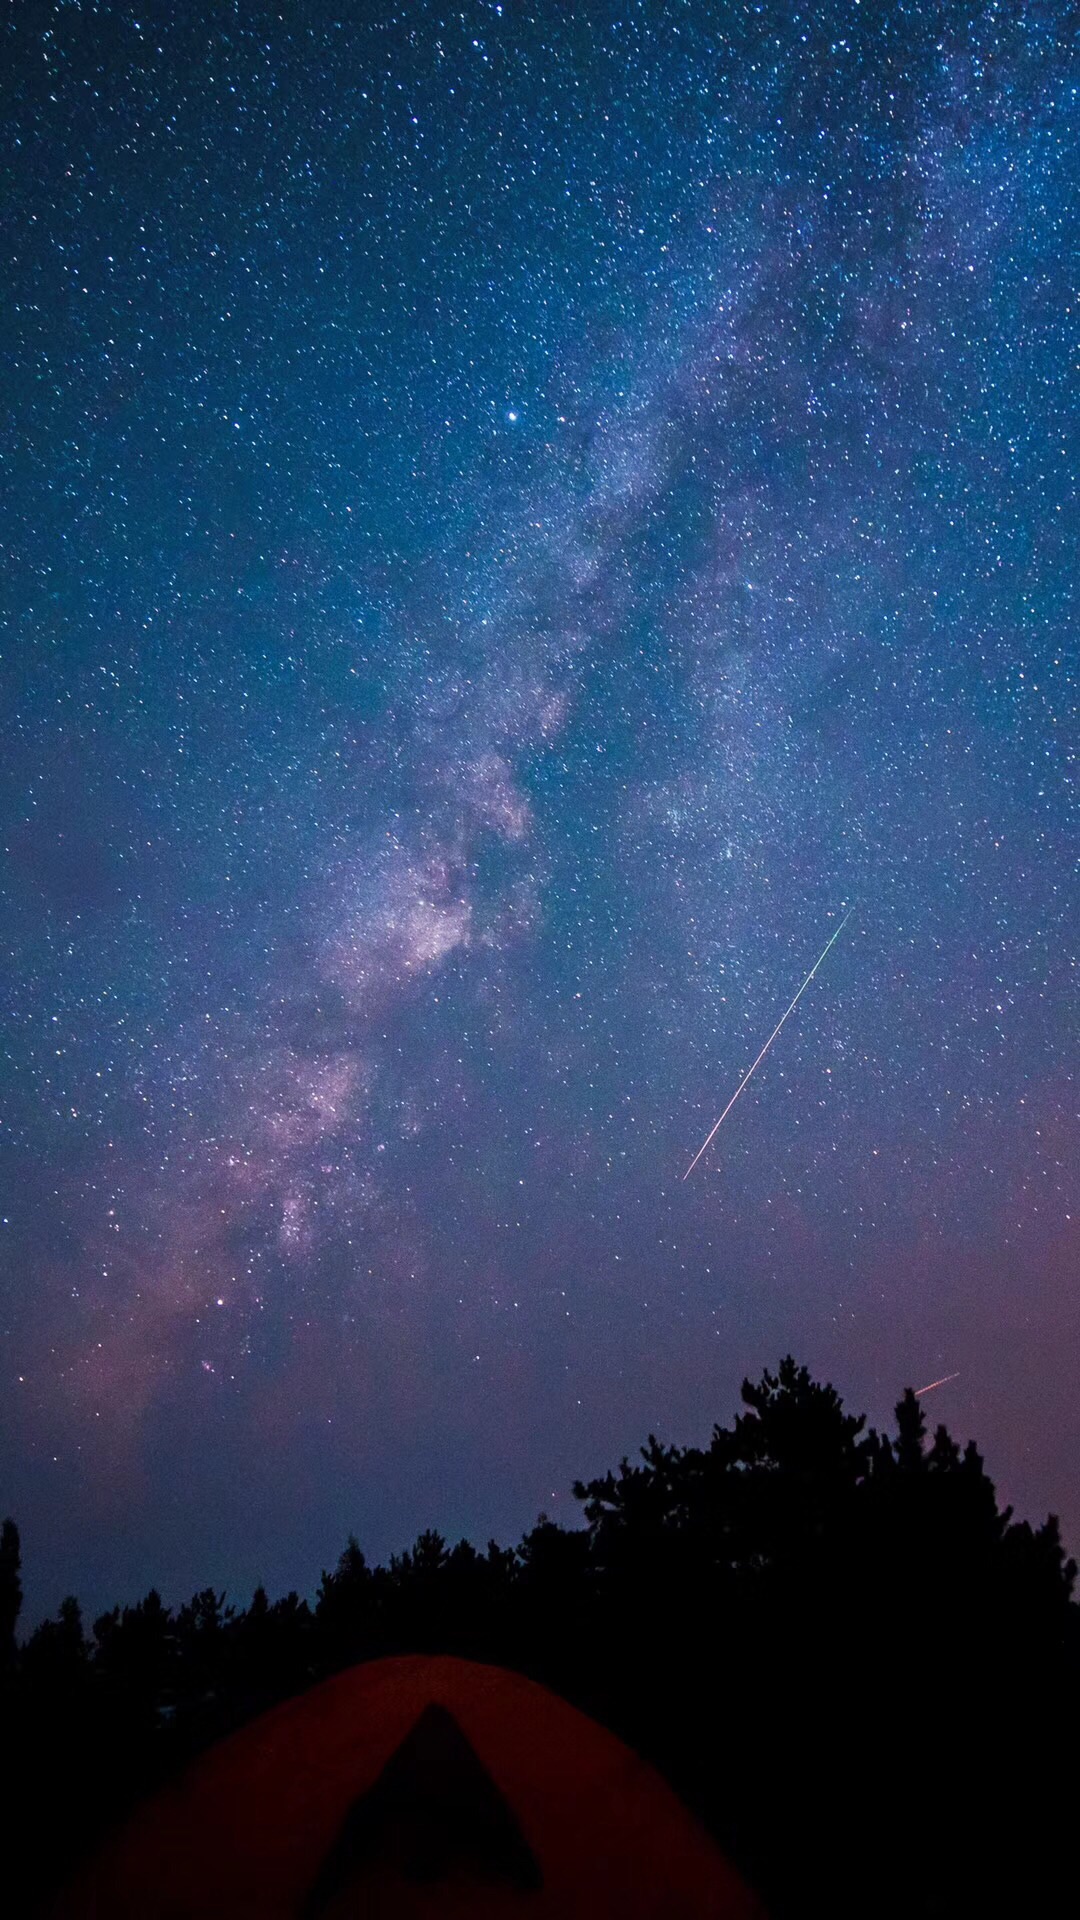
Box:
[57,1654,765,1916]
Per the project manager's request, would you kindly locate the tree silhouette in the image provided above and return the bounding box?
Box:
[4,1363,1078,1920]
[22,1595,87,1698]
[0,1517,22,1677]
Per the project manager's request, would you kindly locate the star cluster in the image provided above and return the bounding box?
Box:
[1,0,1076,1617]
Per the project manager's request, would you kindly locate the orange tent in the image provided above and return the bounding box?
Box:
[57,1654,765,1917]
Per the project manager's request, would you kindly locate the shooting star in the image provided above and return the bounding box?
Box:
[914,1371,960,1398]
[683,906,855,1181]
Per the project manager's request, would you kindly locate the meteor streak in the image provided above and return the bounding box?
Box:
[682,906,855,1181]
[914,1371,960,1398]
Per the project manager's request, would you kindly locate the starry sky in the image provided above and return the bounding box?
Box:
[2,0,1076,1623]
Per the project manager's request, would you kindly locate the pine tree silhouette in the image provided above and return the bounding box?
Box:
[0,1518,22,1677]
[5,1365,1078,1920]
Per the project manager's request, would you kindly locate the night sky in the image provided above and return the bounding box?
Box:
[2,1,1076,1624]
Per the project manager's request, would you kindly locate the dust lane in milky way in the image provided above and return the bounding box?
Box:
[0,1,1076,1619]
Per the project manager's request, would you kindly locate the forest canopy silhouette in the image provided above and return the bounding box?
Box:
[3,1358,1077,1918]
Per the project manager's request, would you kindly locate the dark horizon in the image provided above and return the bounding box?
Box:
[7,1360,1078,1920]
[11,1321,1077,1630]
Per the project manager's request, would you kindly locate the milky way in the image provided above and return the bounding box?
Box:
[1,2,1076,1619]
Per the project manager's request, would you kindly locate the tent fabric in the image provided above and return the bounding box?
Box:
[56,1654,765,1917]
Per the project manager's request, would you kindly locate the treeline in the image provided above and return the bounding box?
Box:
[3,1360,1078,1917]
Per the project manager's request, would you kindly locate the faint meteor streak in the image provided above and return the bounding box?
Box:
[914,1371,960,1398]
[682,906,855,1181]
